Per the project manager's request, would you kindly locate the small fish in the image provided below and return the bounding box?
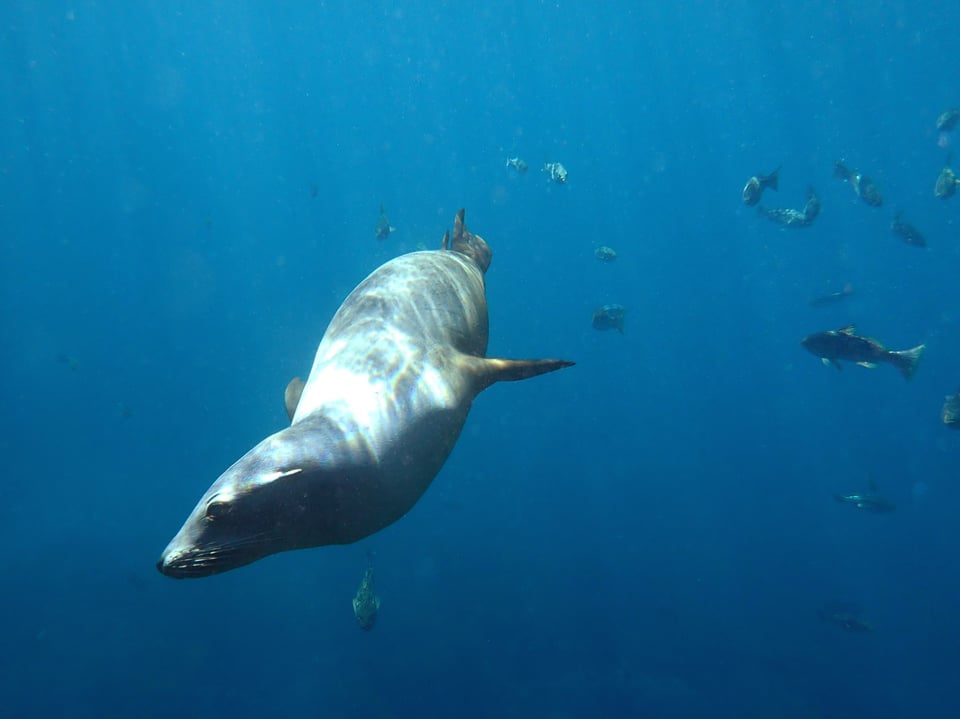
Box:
[942,389,960,428]
[833,492,895,513]
[834,160,883,207]
[937,108,960,132]
[758,206,807,227]
[818,603,874,633]
[374,205,396,240]
[758,186,820,228]
[934,164,960,199]
[891,211,926,248]
[505,157,528,174]
[800,325,925,380]
[543,161,568,185]
[592,304,625,333]
[741,166,780,206]
[809,283,854,308]
[594,245,617,262]
[56,353,80,371]
[352,561,381,631]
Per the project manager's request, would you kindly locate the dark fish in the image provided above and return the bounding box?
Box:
[818,602,874,633]
[891,211,926,248]
[758,186,820,227]
[741,166,780,206]
[505,157,528,174]
[594,245,617,262]
[592,304,625,333]
[352,559,381,631]
[833,492,895,513]
[374,205,396,240]
[934,164,960,199]
[800,324,925,380]
[942,389,960,428]
[937,108,960,132]
[57,353,80,371]
[834,160,883,207]
[809,283,854,308]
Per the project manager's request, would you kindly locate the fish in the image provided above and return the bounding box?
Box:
[937,108,960,132]
[352,558,380,630]
[758,207,808,227]
[758,187,820,227]
[809,283,854,308]
[374,204,396,240]
[505,157,528,174]
[834,160,883,207]
[891,211,926,248]
[543,162,568,185]
[800,325,925,380]
[833,492,895,513]
[592,304,626,333]
[818,602,874,633]
[942,389,960,428]
[594,246,618,262]
[741,166,780,206]
[934,164,960,199]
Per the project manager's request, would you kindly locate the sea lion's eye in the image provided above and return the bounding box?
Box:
[205,501,230,521]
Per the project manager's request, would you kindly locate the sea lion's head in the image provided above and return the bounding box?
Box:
[157,417,377,578]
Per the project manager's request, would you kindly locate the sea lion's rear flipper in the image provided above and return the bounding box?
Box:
[446,209,492,273]
[465,356,574,393]
[284,376,306,421]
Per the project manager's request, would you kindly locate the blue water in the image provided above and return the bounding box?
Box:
[3,2,959,717]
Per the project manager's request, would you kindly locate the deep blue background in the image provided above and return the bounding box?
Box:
[2,2,959,717]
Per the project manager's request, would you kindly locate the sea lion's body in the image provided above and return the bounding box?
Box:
[158,211,572,578]
[287,247,489,544]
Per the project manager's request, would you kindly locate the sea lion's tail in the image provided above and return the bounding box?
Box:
[465,356,574,392]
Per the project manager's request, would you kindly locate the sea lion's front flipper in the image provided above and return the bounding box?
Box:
[465,356,574,393]
[284,376,306,421]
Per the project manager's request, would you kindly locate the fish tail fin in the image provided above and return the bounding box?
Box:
[891,344,926,380]
[766,166,781,191]
[833,160,850,179]
[465,356,574,392]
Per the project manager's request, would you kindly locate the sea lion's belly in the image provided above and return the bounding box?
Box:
[290,251,487,522]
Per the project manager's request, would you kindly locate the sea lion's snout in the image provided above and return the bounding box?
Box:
[156,546,210,579]
[156,543,240,579]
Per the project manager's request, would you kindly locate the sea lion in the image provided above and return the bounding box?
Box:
[158,210,573,578]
